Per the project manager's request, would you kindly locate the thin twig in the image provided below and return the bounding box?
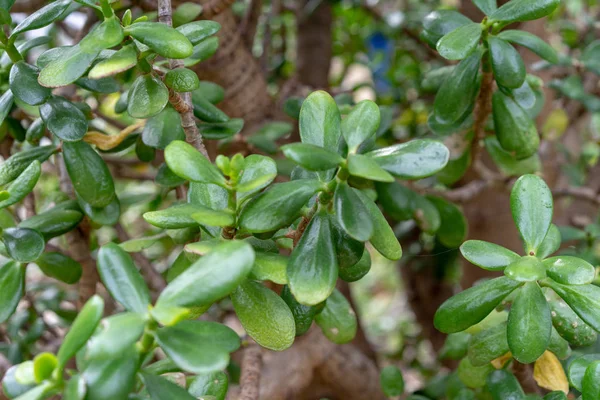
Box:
[239,344,262,400]
[471,71,495,178]
[553,186,600,204]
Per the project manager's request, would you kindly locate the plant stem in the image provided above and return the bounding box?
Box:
[0,30,22,63]
[239,344,262,400]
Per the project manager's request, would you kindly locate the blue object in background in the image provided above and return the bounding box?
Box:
[367,31,394,96]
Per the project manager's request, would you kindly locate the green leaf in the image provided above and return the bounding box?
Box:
[164,68,200,92]
[355,190,401,260]
[0,161,41,209]
[497,30,558,63]
[2,227,44,263]
[79,17,124,52]
[473,0,497,14]
[231,280,295,351]
[142,106,185,150]
[548,327,570,360]
[127,74,169,119]
[40,96,88,142]
[0,90,14,127]
[191,206,234,227]
[437,23,482,61]
[194,81,225,104]
[236,155,277,196]
[334,182,373,242]
[510,174,553,255]
[189,371,228,400]
[281,143,344,171]
[64,374,86,400]
[582,40,600,75]
[198,119,244,139]
[422,10,472,47]
[504,256,546,282]
[155,321,240,374]
[433,51,482,126]
[88,45,137,80]
[57,295,104,369]
[177,21,220,45]
[548,294,597,347]
[468,323,509,366]
[458,357,494,389]
[507,281,551,363]
[36,252,82,284]
[537,224,561,259]
[156,241,254,309]
[347,154,394,182]
[238,180,323,233]
[342,100,380,152]
[182,37,219,67]
[165,140,226,186]
[314,288,357,344]
[280,285,322,336]
[367,139,449,179]
[86,312,146,360]
[486,370,525,400]
[38,45,99,88]
[287,209,337,306]
[568,354,600,391]
[0,261,24,323]
[126,22,193,59]
[427,196,468,248]
[82,346,138,400]
[63,141,116,208]
[339,243,371,283]
[75,77,119,94]
[76,195,120,226]
[488,37,526,89]
[172,2,203,26]
[97,243,151,313]
[380,366,404,397]
[543,391,567,400]
[434,276,522,333]
[544,281,600,332]
[413,195,441,234]
[543,256,595,285]
[299,90,341,152]
[141,373,196,400]
[331,218,364,269]
[492,91,539,159]
[250,252,288,284]
[484,136,541,176]
[12,381,54,400]
[11,0,70,36]
[489,0,560,22]
[143,204,204,229]
[19,209,83,240]
[583,361,600,400]
[2,365,35,399]
[9,62,51,106]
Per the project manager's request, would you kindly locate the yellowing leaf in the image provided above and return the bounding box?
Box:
[491,352,512,369]
[83,121,144,150]
[533,350,569,393]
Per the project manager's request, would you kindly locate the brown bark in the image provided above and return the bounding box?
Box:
[513,361,542,395]
[238,345,262,400]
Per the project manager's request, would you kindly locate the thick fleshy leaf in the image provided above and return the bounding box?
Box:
[0,90,14,127]
[36,252,82,284]
[339,244,371,282]
[126,22,193,58]
[142,107,185,150]
[299,90,341,152]
[281,143,344,171]
[57,295,104,369]
[367,139,449,179]
[334,182,373,242]
[141,373,196,400]
[489,0,560,22]
[191,95,228,124]
[314,289,357,344]
[188,371,228,400]
[582,40,600,75]
[9,62,51,106]
[19,209,83,240]
[191,206,234,227]
[2,227,44,263]
[493,91,539,159]
[488,36,526,89]
[547,328,570,360]
[176,21,221,45]
[182,37,219,67]
[504,256,546,282]
[380,366,404,397]
[473,0,497,14]
[164,68,200,92]
[0,261,24,323]
[583,361,600,400]
[543,256,595,285]
[0,161,41,209]
[86,313,146,359]
[433,51,482,126]
[486,370,525,400]
[427,196,468,248]
[83,346,138,400]
[127,74,169,119]
[434,277,522,333]
[458,357,494,389]
[164,140,226,186]
[422,10,472,48]
[144,203,205,229]
[155,321,240,374]
[79,17,124,52]
[238,180,323,233]
[280,285,322,336]
[64,374,86,400]
[510,174,553,255]
[40,97,88,141]
[544,281,600,332]
[231,280,295,351]
[548,294,597,347]
[484,136,541,176]
[287,210,338,306]
[38,46,98,88]
[97,243,151,313]
[507,282,551,363]
[63,141,115,208]
[11,0,70,36]
[88,45,137,79]
[568,354,600,391]
[156,241,254,309]
[76,195,120,227]
[437,23,482,61]
[497,30,558,63]
[537,224,561,259]
[236,155,277,196]
[341,100,380,152]
[355,190,401,260]
[468,323,509,366]
[251,252,288,284]
[347,154,394,182]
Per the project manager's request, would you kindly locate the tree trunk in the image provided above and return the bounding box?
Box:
[296,0,333,89]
